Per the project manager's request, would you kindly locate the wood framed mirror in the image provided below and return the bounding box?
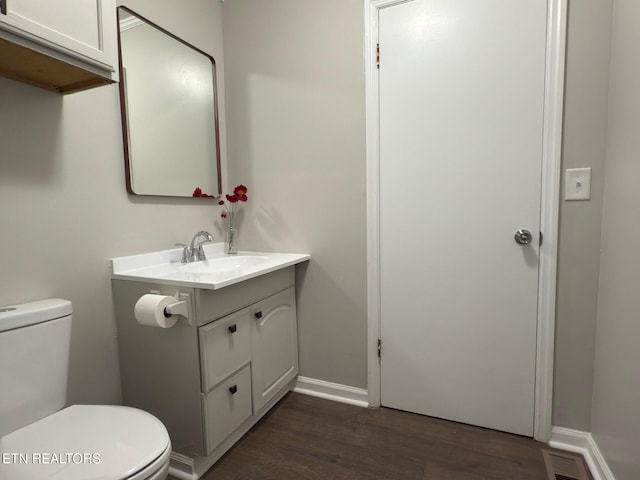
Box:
[116,7,222,197]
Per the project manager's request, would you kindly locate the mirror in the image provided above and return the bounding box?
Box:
[116,7,222,197]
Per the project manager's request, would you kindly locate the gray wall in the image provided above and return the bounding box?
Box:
[0,0,226,405]
[221,0,368,388]
[553,0,612,431]
[590,0,640,478]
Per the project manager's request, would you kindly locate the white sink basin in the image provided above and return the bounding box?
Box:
[178,255,270,274]
[109,243,310,290]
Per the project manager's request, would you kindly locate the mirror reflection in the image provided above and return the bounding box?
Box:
[117,7,222,197]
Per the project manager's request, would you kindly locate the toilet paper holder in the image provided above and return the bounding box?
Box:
[164,300,188,318]
[150,290,193,325]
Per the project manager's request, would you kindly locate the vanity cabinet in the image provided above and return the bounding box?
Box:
[112,266,300,478]
[197,287,298,454]
[0,0,117,93]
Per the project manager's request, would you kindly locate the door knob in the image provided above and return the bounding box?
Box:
[514,229,533,245]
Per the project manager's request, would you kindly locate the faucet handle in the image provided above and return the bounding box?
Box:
[175,243,191,264]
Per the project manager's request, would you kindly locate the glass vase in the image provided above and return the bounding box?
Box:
[226,218,238,254]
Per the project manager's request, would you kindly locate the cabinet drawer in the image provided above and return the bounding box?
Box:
[202,366,252,455]
[199,309,251,393]
[195,267,295,325]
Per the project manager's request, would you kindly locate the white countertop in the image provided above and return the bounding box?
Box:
[109,243,310,290]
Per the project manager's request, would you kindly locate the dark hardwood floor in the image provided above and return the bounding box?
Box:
[181,393,589,480]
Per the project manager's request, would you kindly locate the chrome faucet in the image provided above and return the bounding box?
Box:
[179,231,215,263]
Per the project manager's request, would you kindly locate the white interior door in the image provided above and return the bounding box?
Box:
[379,0,547,437]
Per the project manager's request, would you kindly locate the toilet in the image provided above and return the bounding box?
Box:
[0,299,171,480]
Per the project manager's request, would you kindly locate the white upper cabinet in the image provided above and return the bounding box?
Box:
[0,0,118,93]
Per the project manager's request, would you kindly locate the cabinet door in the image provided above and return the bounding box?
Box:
[0,0,116,72]
[250,287,298,412]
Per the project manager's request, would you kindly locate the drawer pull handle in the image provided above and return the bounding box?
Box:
[254,311,263,319]
[228,324,237,333]
[229,385,238,395]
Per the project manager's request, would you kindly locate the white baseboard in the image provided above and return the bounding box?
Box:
[168,467,198,480]
[168,452,198,480]
[549,426,616,480]
[294,376,369,408]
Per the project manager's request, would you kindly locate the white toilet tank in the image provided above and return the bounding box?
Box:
[0,299,72,438]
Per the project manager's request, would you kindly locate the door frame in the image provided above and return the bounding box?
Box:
[364,0,567,442]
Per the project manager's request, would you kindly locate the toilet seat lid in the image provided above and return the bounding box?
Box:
[0,405,170,480]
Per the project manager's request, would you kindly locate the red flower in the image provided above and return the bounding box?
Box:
[193,187,212,197]
[233,185,248,202]
[219,184,248,223]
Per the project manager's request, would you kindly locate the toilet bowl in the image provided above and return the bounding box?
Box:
[0,405,171,480]
[0,299,171,480]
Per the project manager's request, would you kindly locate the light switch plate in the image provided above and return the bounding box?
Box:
[565,167,591,201]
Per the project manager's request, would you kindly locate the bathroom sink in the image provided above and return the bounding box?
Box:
[109,243,309,290]
[178,255,270,274]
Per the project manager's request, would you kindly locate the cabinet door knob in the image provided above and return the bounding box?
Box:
[229,385,238,395]
[254,310,263,319]
[228,324,237,334]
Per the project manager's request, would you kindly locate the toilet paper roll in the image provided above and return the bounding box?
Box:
[134,294,179,328]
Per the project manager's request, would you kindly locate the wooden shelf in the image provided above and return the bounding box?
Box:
[0,37,114,94]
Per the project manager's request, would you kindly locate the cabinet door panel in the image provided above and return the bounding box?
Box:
[0,0,116,71]
[251,288,298,412]
[199,310,251,393]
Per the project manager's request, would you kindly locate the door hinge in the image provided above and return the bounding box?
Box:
[376,43,380,69]
[539,231,543,246]
[377,338,382,357]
